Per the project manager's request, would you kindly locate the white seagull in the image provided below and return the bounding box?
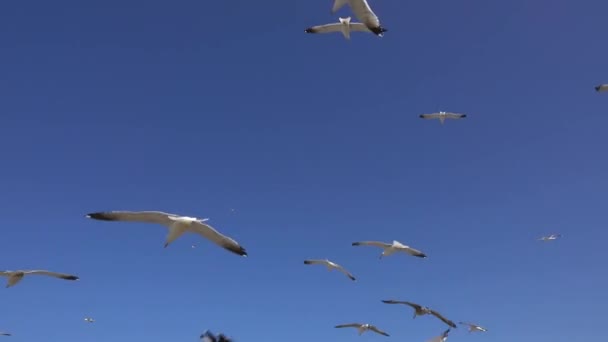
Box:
[0,270,79,288]
[303,259,356,281]
[352,240,427,259]
[419,111,467,124]
[330,0,387,36]
[305,17,377,40]
[85,211,247,256]
[428,329,450,342]
[595,84,608,92]
[84,317,95,323]
[459,322,487,333]
[381,300,457,328]
[538,234,561,242]
[335,323,389,336]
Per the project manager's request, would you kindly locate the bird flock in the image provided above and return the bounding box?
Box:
[1,0,603,339]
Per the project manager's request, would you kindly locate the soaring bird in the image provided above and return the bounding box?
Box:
[595,84,608,92]
[330,0,387,36]
[428,329,450,342]
[303,259,356,281]
[419,111,467,124]
[84,317,95,323]
[86,211,247,256]
[335,323,389,336]
[459,322,487,333]
[352,240,427,259]
[381,300,456,328]
[539,234,561,242]
[305,17,378,40]
[0,270,79,288]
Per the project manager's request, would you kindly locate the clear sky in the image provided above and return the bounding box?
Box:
[1,0,607,341]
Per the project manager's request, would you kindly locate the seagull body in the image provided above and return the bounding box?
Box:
[419,111,467,124]
[303,259,356,281]
[330,0,387,36]
[539,234,561,242]
[595,84,608,92]
[459,322,487,333]
[0,270,79,288]
[305,17,376,39]
[381,300,456,328]
[335,323,389,336]
[86,211,247,256]
[352,240,427,259]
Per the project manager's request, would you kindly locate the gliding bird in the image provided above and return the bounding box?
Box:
[334,323,389,336]
[352,240,427,259]
[381,300,456,328]
[419,111,467,124]
[459,322,487,333]
[538,234,561,242]
[305,17,378,39]
[303,259,356,281]
[0,270,79,288]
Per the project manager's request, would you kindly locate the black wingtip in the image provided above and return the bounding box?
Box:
[85,212,116,221]
[63,275,79,281]
[461,114,467,118]
[351,242,359,246]
[227,246,247,257]
[416,253,427,258]
[369,26,388,36]
[305,28,314,34]
[595,85,601,91]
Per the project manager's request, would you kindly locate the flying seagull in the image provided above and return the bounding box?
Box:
[330,0,387,36]
[352,240,427,259]
[303,259,356,281]
[595,84,608,92]
[305,17,378,39]
[419,111,467,124]
[381,300,456,328]
[335,323,389,336]
[84,317,94,323]
[428,329,450,342]
[0,270,79,288]
[538,234,561,242]
[459,322,487,333]
[85,211,247,256]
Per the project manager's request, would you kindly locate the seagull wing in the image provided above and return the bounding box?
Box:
[420,113,441,120]
[335,323,362,329]
[369,325,390,336]
[444,113,466,119]
[334,263,356,281]
[304,259,329,266]
[404,246,427,258]
[352,241,391,248]
[22,270,79,281]
[331,0,349,13]
[430,309,457,328]
[86,211,177,226]
[190,221,247,256]
[0,271,12,277]
[381,300,420,309]
[350,0,381,28]
[350,23,372,32]
[305,23,343,34]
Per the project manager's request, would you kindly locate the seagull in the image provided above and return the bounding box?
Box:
[538,234,561,242]
[352,240,427,259]
[0,270,79,288]
[335,323,389,336]
[0,332,10,336]
[428,329,450,342]
[85,211,247,256]
[459,322,487,333]
[305,17,378,40]
[381,300,456,328]
[303,259,356,281]
[419,111,467,124]
[84,317,95,323]
[330,0,387,36]
[595,84,608,92]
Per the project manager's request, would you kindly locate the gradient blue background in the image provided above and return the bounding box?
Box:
[1,0,607,341]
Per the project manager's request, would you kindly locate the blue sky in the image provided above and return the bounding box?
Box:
[1,0,607,341]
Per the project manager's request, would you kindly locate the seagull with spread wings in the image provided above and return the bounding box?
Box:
[459,322,487,333]
[84,317,95,323]
[335,323,389,336]
[303,259,356,281]
[538,234,561,242]
[0,270,79,288]
[352,240,427,259]
[86,211,247,256]
[381,300,457,328]
[330,0,387,36]
[305,17,378,39]
[419,111,467,124]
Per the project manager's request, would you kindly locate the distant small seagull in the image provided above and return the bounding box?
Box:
[335,323,389,337]
[381,300,456,328]
[303,259,356,281]
[0,332,10,336]
[330,0,387,36]
[538,234,561,242]
[86,211,247,256]
[352,240,427,259]
[419,111,467,125]
[0,270,79,288]
[84,317,95,323]
[459,322,487,333]
[428,329,450,342]
[305,17,378,40]
[595,84,608,92]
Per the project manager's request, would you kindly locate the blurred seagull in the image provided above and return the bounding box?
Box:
[352,240,427,259]
[305,17,377,39]
[381,300,456,328]
[303,259,356,281]
[459,322,487,333]
[86,211,247,256]
[0,270,79,288]
[538,234,561,242]
[419,111,467,124]
[84,317,94,323]
[428,329,451,342]
[595,84,608,92]
[335,323,389,336]
[330,0,387,36]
